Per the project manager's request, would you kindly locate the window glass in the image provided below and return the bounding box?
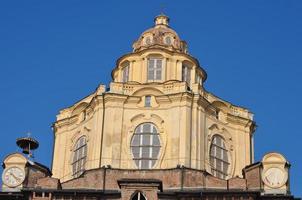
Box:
[131,192,146,200]
[122,65,129,83]
[131,123,161,169]
[148,58,162,81]
[72,136,87,177]
[165,36,172,45]
[182,65,191,85]
[195,73,200,84]
[142,136,150,145]
[145,96,151,107]
[210,135,230,179]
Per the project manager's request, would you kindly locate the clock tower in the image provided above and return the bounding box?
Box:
[262,152,290,194]
[1,136,51,192]
[2,153,27,191]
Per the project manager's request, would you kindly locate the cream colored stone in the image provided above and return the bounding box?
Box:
[51,15,255,182]
[2,153,27,191]
[262,152,289,194]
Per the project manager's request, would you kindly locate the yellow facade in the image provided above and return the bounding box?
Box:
[52,15,255,182]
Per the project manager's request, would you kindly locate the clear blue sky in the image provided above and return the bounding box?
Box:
[0,0,301,196]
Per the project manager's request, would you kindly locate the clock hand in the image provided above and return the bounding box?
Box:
[9,172,21,181]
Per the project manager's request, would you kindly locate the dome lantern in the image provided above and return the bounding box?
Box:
[132,14,188,54]
[154,14,169,26]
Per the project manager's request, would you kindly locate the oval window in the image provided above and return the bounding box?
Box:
[72,136,87,177]
[210,135,230,179]
[131,123,161,169]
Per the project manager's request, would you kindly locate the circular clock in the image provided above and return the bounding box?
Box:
[2,166,25,187]
[262,167,288,188]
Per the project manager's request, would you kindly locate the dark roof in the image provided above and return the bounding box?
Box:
[27,160,52,176]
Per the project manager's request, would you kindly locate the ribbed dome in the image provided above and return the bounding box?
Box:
[132,14,188,53]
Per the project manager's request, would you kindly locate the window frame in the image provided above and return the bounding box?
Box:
[209,135,230,179]
[145,96,151,107]
[130,123,161,169]
[147,58,162,81]
[182,64,191,85]
[122,64,129,83]
[145,36,152,45]
[72,136,87,178]
[165,36,172,45]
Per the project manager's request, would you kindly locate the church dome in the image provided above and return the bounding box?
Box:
[132,14,188,53]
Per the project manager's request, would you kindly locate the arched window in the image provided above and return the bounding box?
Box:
[131,191,146,200]
[131,123,161,169]
[72,136,87,177]
[147,58,162,81]
[122,65,129,83]
[182,64,191,85]
[210,135,230,179]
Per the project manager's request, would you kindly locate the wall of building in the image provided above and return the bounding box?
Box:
[52,78,254,182]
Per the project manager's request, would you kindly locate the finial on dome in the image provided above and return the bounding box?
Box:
[154,14,169,26]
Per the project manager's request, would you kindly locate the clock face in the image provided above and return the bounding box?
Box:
[263,167,287,188]
[2,166,25,187]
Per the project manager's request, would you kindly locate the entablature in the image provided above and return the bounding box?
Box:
[203,91,254,121]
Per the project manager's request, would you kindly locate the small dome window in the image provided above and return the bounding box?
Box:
[145,36,152,45]
[122,65,129,83]
[165,36,172,45]
[182,64,191,85]
[147,58,162,81]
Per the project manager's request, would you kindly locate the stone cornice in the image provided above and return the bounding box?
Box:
[226,113,253,128]
[203,91,254,121]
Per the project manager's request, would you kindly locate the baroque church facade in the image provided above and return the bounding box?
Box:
[1,15,300,200]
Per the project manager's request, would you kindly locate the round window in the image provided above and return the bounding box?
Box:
[165,36,172,45]
[130,123,161,169]
[145,37,152,45]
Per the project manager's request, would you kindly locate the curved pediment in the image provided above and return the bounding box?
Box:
[3,152,27,166]
[71,102,89,116]
[132,87,164,96]
[262,152,287,164]
[208,123,232,141]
